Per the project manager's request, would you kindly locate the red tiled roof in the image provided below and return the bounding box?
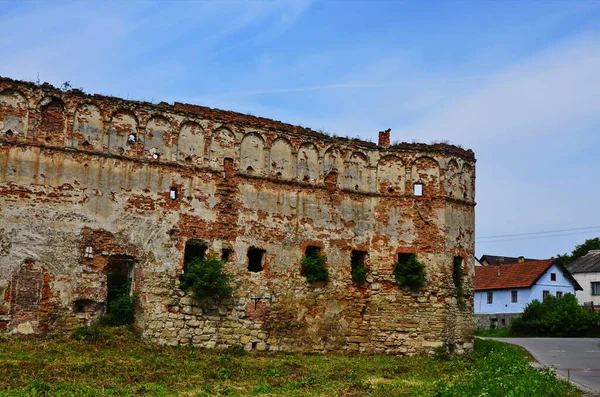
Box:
[474,259,555,291]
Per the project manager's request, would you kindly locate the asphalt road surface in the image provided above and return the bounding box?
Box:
[491,338,600,393]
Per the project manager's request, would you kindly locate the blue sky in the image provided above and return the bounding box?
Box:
[2,0,600,259]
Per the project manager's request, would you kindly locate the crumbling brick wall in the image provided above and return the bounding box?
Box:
[0,76,476,354]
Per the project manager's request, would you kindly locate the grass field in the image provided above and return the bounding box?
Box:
[0,327,581,396]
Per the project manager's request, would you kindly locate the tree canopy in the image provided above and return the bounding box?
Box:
[556,237,600,265]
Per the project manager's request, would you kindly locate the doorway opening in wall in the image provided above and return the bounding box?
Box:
[106,255,135,313]
[305,245,321,258]
[490,318,498,329]
[221,248,233,262]
[184,239,208,271]
[247,247,265,272]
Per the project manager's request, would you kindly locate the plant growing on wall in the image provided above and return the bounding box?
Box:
[351,263,368,285]
[301,252,329,283]
[102,273,136,326]
[393,254,426,289]
[180,255,233,301]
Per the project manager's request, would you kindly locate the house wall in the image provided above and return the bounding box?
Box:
[475,263,576,315]
[572,272,600,306]
[0,77,476,355]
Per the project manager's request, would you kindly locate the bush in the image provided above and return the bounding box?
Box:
[351,263,368,285]
[393,254,426,289]
[511,293,600,337]
[301,253,329,283]
[102,294,137,326]
[180,255,233,301]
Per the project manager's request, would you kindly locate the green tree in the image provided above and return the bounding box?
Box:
[556,237,600,265]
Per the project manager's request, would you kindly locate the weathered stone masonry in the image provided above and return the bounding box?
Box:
[0,77,476,354]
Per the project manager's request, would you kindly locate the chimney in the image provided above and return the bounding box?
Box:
[378,128,391,148]
[518,256,525,263]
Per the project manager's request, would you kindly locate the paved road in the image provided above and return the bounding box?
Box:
[490,338,600,393]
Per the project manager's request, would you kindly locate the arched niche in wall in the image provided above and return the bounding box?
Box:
[209,127,237,169]
[72,103,104,151]
[460,163,474,201]
[269,137,294,179]
[108,110,138,156]
[240,132,265,175]
[345,151,369,191]
[36,96,66,146]
[297,142,319,183]
[323,146,344,177]
[376,155,404,194]
[0,89,29,139]
[144,115,172,161]
[411,156,441,197]
[177,121,205,164]
[446,159,460,198]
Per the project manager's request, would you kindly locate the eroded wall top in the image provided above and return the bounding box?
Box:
[0,76,476,201]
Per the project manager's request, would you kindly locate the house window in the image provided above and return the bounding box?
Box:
[592,282,600,296]
[550,273,556,281]
[487,291,493,304]
[247,247,265,272]
[413,183,423,196]
[511,290,518,303]
[556,291,563,298]
[543,290,550,300]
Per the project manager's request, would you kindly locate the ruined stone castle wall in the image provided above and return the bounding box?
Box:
[0,77,475,354]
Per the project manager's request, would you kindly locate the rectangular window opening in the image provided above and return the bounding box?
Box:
[305,245,321,258]
[511,290,518,303]
[169,187,177,200]
[351,250,368,268]
[184,239,208,269]
[397,253,414,265]
[413,183,423,196]
[543,290,550,300]
[490,318,498,329]
[550,273,556,281]
[247,247,265,272]
[487,291,493,304]
[556,291,563,298]
[221,248,233,262]
[592,282,600,296]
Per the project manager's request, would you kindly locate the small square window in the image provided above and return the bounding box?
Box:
[592,282,600,296]
[221,248,233,262]
[397,253,413,265]
[487,291,493,304]
[413,183,423,196]
[247,247,265,272]
[511,290,518,303]
[169,187,178,200]
[550,273,556,281]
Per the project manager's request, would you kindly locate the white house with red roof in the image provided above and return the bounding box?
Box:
[474,259,582,329]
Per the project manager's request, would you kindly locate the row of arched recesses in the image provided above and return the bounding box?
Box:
[0,89,474,199]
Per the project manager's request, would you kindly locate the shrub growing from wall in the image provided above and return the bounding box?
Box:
[180,255,233,301]
[393,254,426,289]
[301,252,329,283]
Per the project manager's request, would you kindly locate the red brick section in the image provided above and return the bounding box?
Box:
[474,259,554,291]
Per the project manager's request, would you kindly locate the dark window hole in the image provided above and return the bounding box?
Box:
[305,245,321,258]
[247,247,265,272]
[222,248,233,262]
[397,253,413,265]
[184,239,208,270]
